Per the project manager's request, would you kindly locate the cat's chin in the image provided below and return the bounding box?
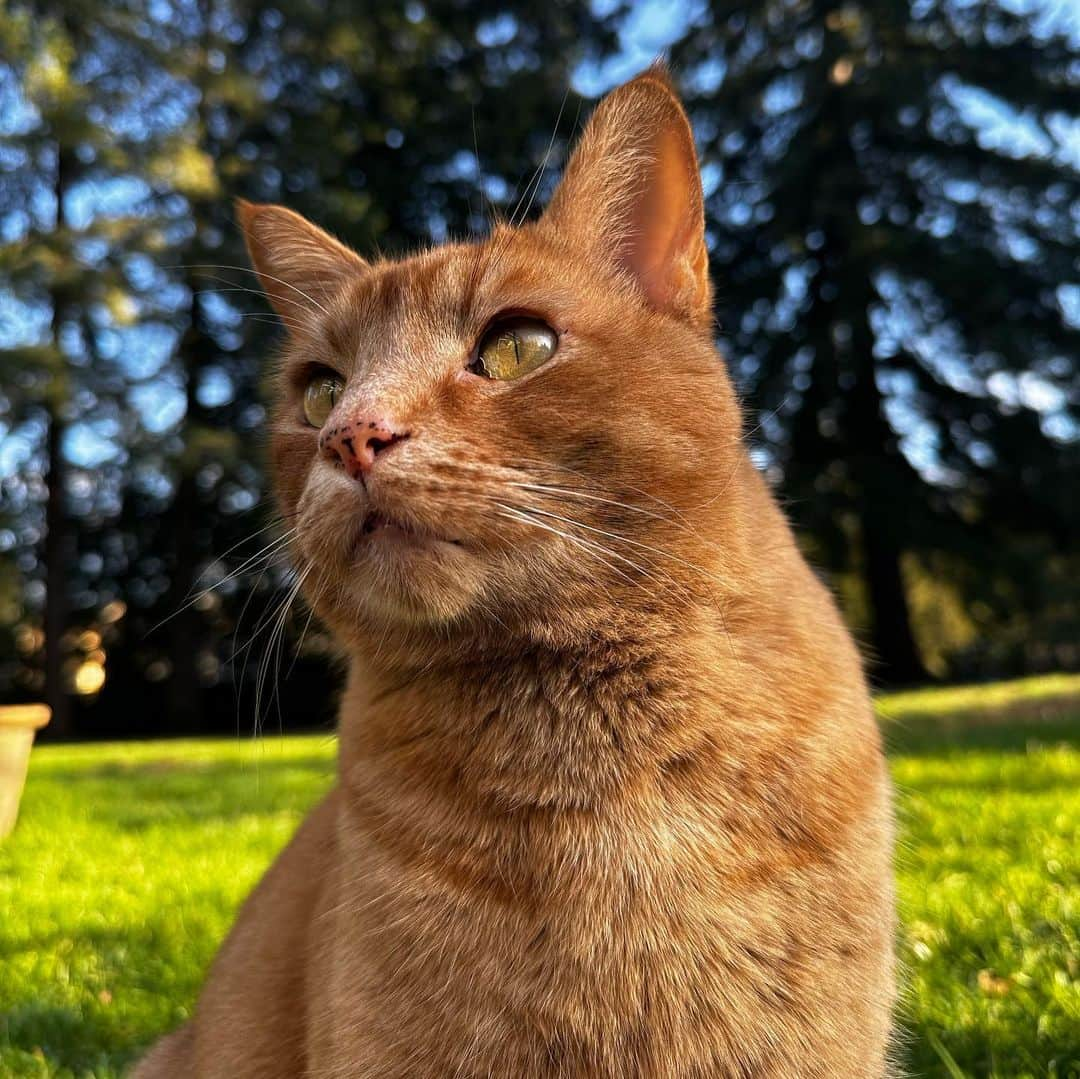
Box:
[330,525,485,632]
[345,575,482,633]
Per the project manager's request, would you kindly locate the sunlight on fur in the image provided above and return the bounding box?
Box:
[134,65,896,1079]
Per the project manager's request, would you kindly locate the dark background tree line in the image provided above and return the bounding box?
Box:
[0,0,1076,738]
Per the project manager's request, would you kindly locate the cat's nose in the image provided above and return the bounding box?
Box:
[318,417,411,479]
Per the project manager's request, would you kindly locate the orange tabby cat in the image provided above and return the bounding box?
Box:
[135,67,896,1078]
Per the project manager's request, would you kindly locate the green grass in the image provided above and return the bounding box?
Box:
[1,678,1078,1077]
[878,678,1080,1078]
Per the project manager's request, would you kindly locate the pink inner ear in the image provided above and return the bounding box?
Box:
[536,69,712,324]
[618,122,709,321]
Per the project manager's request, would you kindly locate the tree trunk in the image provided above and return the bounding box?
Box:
[858,504,928,685]
[846,294,929,686]
[805,78,930,688]
[164,284,214,733]
[166,466,202,732]
[43,132,77,737]
[164,1,217,733]
[43,404,72,735]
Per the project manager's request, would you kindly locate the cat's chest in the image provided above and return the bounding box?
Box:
[307,786,748,1079]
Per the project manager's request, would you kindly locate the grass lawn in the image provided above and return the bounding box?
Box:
[1,676,1078,1078]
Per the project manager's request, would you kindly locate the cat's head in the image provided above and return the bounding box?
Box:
[241,68,745,652]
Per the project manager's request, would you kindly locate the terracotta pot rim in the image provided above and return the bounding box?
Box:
[0,704,52,731]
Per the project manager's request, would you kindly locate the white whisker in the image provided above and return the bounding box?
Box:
[166,263,332,318]
[146,526,300,638]
[495,505,639,586]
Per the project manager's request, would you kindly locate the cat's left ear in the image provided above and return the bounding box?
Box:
[236,200,367,329]
[539,66,711,328]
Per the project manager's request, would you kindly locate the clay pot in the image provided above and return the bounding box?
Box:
[0,704,51,838]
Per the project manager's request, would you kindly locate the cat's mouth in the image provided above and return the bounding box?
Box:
[355,511,463,552]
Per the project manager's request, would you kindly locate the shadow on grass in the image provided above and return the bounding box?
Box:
[40,753,336,785]
[0,873,280,1072]
[882,711,1080,757]
[3,1000,145,1076]
[898,1012,1080,1079]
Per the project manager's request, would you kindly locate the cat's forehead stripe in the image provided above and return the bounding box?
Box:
[345,248,446,315]
[327,241,509,356]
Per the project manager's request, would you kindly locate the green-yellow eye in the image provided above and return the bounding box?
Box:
[303,372,344,427]
[471,317,558,380]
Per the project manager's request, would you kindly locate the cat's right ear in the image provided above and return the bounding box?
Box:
[236,200,367,328]
[538,67,711,329]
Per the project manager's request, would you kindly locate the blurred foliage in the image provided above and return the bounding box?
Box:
[1,676,1077,1076]
[0,0,617,735]
[670,0,1080,682]
[0,0,1077,736]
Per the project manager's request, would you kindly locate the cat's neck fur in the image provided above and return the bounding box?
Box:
[336,598,724,815]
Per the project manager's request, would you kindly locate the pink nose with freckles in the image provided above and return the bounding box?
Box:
[319,416,411,479]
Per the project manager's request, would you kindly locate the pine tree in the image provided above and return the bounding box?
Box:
[0,0,620,730]
[0,2,176,730]
[670,0,1079,682]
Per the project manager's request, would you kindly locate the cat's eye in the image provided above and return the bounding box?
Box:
[303,372,344,427]
[470,317,558,381]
